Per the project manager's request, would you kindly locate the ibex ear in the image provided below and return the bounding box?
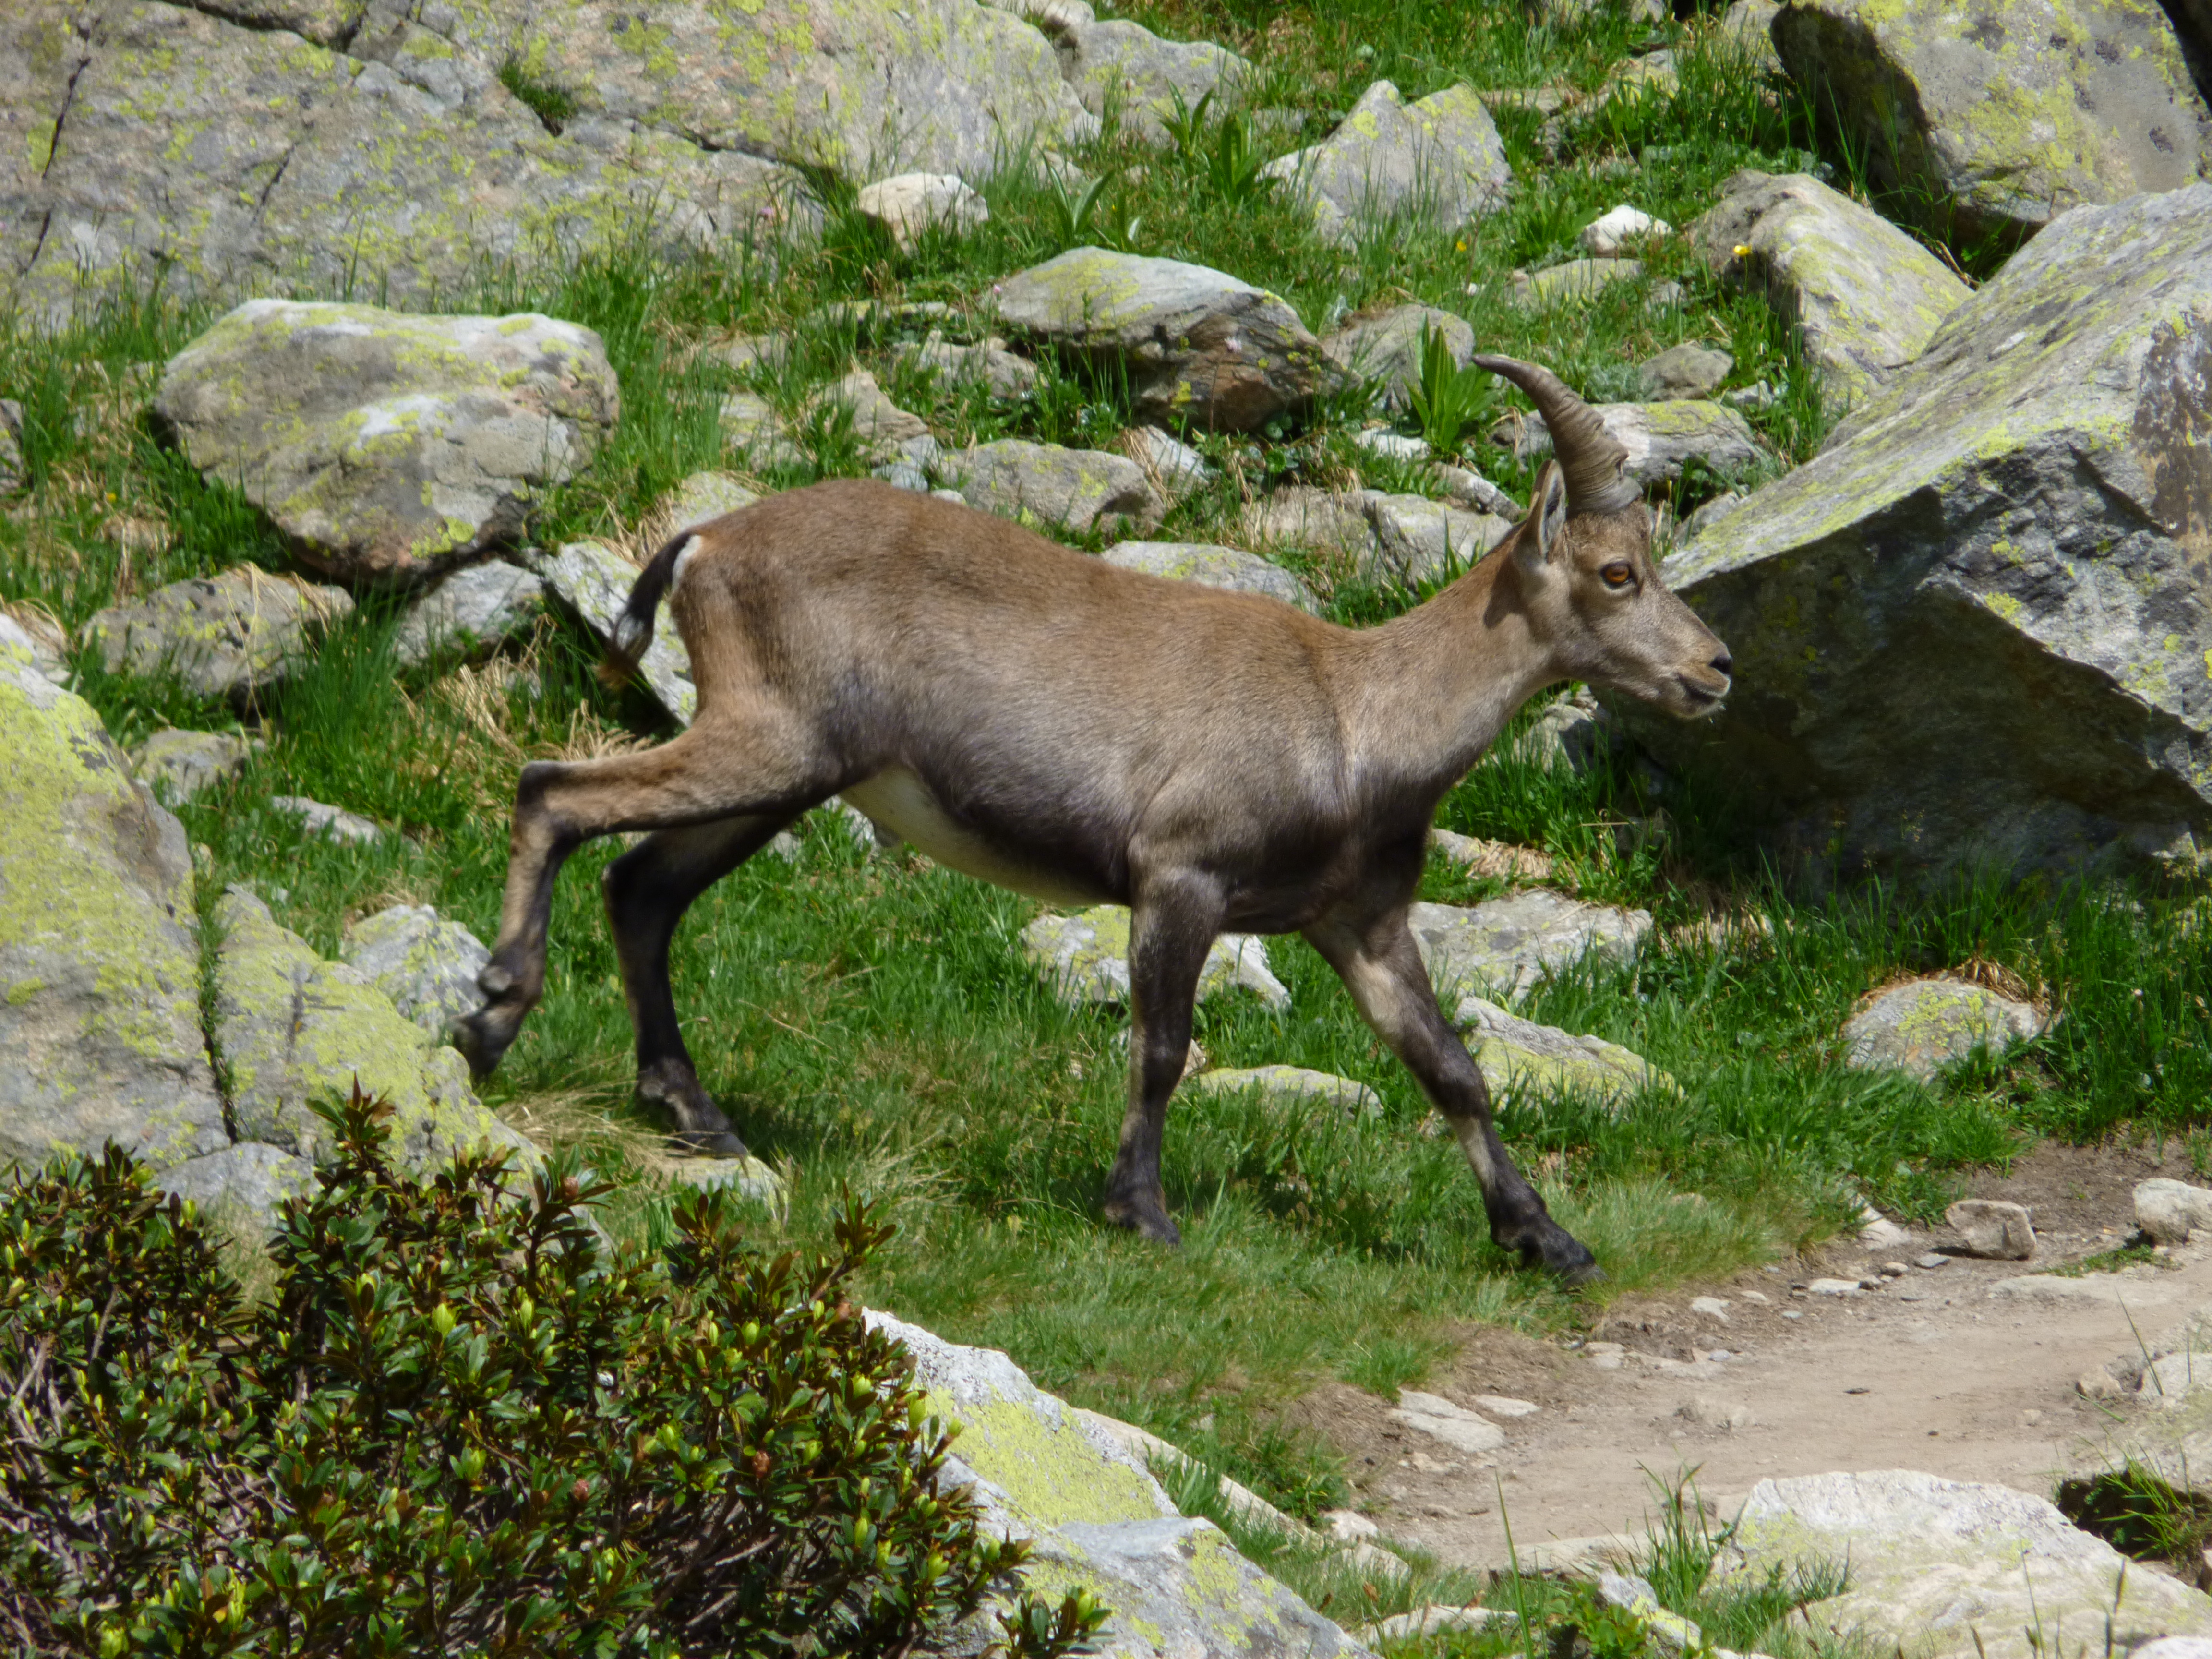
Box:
[1518,461,1570,574]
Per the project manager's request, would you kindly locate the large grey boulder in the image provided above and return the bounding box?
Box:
[535,539,696,726]
[84,568,353,703]
[867,1310,1374,1657]
[392,563,545,667]
[1616,186,2212,885]
[213,887,531,1175]
[1022,907,1291,1010]
[1497,399,1762,489]
[155,301,619,587]
[1245,487,1509,586]
[0,616,227,1176]
[1408,891,1652,1004]
[1049,15,1252,147]
[1773,0,2212,242]
[938,439,1164,536]
[1709,1470,2212,1658]
[992,248,1328,432]
[1842,977,2044,1079]
[4,0,804,325]
[340,904,493,1040]
[1101,540,1316,610]
[1321,304,1474,412]
[1690,170,1970,404]
[1262,80,1510,248]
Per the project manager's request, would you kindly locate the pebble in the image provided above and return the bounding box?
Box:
[1916,1253,1949,1270]
[270,795,385,845]
[1739,1290,1769,1304]
[1585,1341,1627,1369]
[1690,1296,1730,1321]
[1879,1262,1908,1277]
[1781,1309,1802,1319]
[1807,1278,1863,1296]
[1474,1395,1540,1417]
[1322,1508,1381,1542]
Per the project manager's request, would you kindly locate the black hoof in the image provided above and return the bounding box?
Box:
[1507,1230,1602,1286]
[452,1007,514,1081]
[1102,1195,1182,1247]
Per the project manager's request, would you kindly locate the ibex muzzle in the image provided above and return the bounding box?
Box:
[459,357,1728,1284]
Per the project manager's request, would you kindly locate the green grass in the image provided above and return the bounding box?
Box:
[4,0,2211,1612]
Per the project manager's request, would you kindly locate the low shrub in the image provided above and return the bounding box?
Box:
[0,1085,1106,1658]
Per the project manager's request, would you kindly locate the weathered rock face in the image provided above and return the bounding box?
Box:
[1842,977,2044,1079]
[213,888,529,1174]
[1408,891,1652,1004]
[2,0,805,323]
[340,904,492,1040]
[867,1310,1375,1658]
[1262,80,1510,248]
[1712,1470,2212,1658]
[132,728,253,805]
[1619,185,2212,885]
[84,568,353,703]
[1773,0,2212,242]
[856,172,989,251]
[1639,342,1732,402]
[939,439,1164,536]
[155,301,619,587]
[1455,995,1667,1111]
[535,540,695,726]
[1321,303,1475,412]
[1690,170,1969,404]
[1100,540,1316,610]
[1498,399,1762,489]
[1022,908,1291,1010]
[1050,14,1251,147]
[391,562,546,668]
[0,617,227,1175]
[992,248,1328,432]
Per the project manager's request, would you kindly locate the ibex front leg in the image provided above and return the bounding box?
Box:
[1306,911,1601,1284]
[1100,874,1226,1246]
[457,721,830,1080]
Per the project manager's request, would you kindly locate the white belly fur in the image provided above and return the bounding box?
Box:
[839,768,1100,905]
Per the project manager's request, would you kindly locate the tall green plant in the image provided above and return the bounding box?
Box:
[1406,321,1503,455]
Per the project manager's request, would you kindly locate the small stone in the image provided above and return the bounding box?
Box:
[84,569,353,703]
[1454,993,1669,1113]
[1947,1198,2036,1261]
[270,796,384,845]
[392,562,545,667]
[1585,1341,1626,1369]
[1677,1395,1755,1430]
[1428,829,1555,882]
[717,392,803,469]
[1120,426,1217,500]
[1640,342,1732,401]
[1188,1065,1380,1118]
[1511,258,1645,310]
[1358,1606,1515,1642]
[2137,1178,2212,1245]
[898,331,1040,400]
[649,470,760,540]
[1353,428,1431,464]
[805,368,932,464]
[855,172,989,251]
[1580,204,1672,256]
[1806,1277,1863,1296]
[1781,1309,1802,1319]
[1410,889,1652,1004]
[1916,1253,1948,1270]
[1022,907,1290,1011]
[1739,1290,1769,1304]
[1494,398,1762,490]
[1474,1394,1539,1418]
[1321,1507,1380,1542]
[666,1154,783,1206]
[1390,1390,1506,1454]
[1880,1262,1908,1277]
[1845,978,2045,1081]
[1857,1204,1912,1249]
[133,728,252,804]
[1690,1296,1731,1321]
[534,540,696,726]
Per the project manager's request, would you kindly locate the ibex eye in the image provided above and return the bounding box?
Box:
[1601,563,1634,588]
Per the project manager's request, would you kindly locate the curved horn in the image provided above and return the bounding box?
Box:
[1472,354,1641,516]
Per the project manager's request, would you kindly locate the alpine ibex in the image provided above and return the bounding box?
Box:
[459,357,1730,1282]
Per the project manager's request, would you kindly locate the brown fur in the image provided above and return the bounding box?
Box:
[459,464,1728,1281]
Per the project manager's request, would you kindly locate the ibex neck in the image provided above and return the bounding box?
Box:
[1341,551,1563,797]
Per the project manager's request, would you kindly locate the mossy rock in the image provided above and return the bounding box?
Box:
[1262,80,1509,249]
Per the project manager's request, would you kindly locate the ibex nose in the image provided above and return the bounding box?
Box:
[1709,651,1734,678]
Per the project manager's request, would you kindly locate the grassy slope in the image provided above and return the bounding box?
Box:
[4,4,2211,1639]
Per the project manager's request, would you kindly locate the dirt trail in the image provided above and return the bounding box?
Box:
[1305,1143,2212,1572]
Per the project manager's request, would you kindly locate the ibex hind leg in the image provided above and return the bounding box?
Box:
[1304,912,1602,1285]
[601,815,795,1157]
[457,721,834,1080]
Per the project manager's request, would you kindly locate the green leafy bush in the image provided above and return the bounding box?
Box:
[0,1086,1106,1658]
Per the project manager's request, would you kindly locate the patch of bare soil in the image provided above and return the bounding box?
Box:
[1306,1140,2212,1572]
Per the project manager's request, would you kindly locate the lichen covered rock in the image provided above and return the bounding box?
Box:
[1498,398,1762,491]
[1262,80,1510,248]
[154,300,619,586]
[1245,487,1508,586]
[132,727,253,805]
[1709,1470,2212,1659]
[1455,995,1669,1111]
[1051,15,1251,147]
[1843,977,2044,1079]
[1618,185,2212,884]
[867,1310,1375,1658]
[1773,0,2212,241]
[1100,540,1315,610]
[938,439,1164,536]
[391,562,546,667]
[535,539,696,725]
[1408,890,1652,1003]
[212,887,531,1176]
[1188,1065,1381,1117]
[1321,303,1475,412]
[993,249,1328,432]
[340,904,492,1040]
[1022,907,1291,1010]
[1690,170,1969,404]
[84,568,353,703]
[0,616,226,1174]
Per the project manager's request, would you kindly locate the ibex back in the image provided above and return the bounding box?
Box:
[458,357,1730,1282]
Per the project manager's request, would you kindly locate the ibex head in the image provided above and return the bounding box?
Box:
[1478,355,1732,720]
